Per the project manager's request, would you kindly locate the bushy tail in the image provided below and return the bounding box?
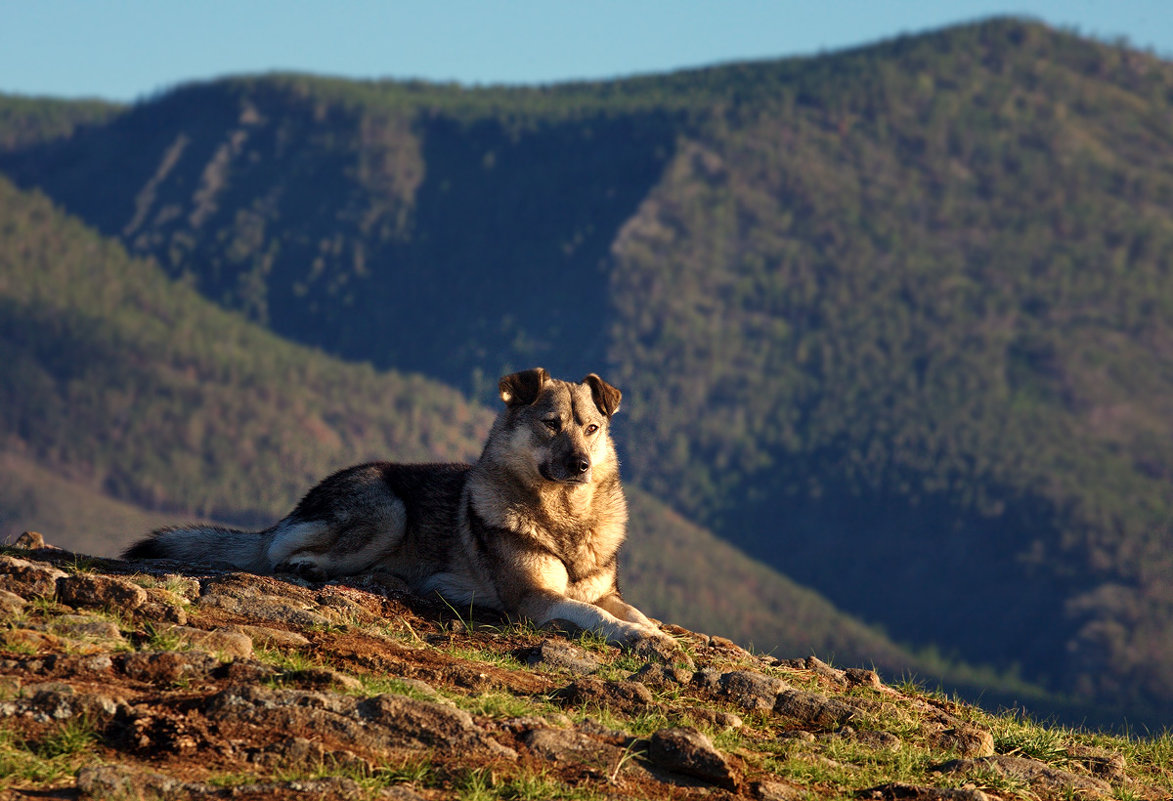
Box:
[122,524,272,573]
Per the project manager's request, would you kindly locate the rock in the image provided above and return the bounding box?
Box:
[0,555,67,599]
[169,625,253,659]
[355,692,482,746]
[514,638,600,675]
[647,726,737,789]
[552,677,655,713]
[860,782,991,801]
[2,628,62,652]
[378,785,429,800]
[1069,744,1127,781]
[198,592,333,628]
[719,669,791,711]
[0,589,26,614]
[629,661,693,688]
[707,635,750,658]
[119,651,219,684]
[282,667,365,692]
[683,705,744,730]
[754,779,808,800]
[56,574,148,611]
[26,686,121,722]
[136,600,187,625]
[235,624,311,648]
[774,656,848,685]
[360,692,516,757]
[140,586,190,620]
[148,575,201,601]
[77,763,398,800]
[805,656,848,684]
[12,531,45,549]
[844,668,883,689]
[928,725,995,758]
[774,689,858,729]
[523,727,626,772]
[54,616,125,645]
[248,736,329,768]
[934,754,1112,796]
[779,730,817,742]
[832,726,902,751]
[337,570,414,597]
[690,667,723,693]
[632,634,691,666]
[77,763,188,800]
[574,716,628,740]
[208,685,381,753]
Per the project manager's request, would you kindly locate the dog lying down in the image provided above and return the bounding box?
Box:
[125,368,679,655]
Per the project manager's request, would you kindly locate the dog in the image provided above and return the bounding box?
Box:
[124,368,673,650]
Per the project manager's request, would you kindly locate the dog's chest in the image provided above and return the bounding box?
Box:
[549,516,624,584]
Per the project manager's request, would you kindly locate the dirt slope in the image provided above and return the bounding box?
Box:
[0,537,1168,800]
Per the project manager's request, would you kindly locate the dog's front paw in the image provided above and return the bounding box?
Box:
[274,560,327,582]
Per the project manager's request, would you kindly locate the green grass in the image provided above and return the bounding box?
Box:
[458,767,497,801]
[253,644,319,672]
[458,690,546,720]
[139,622,189,653]
[454,766,604,801]
[128,574,195,606]
[495,769,572,801]
[62,555,99,575]
[1092,728,1173,787]
[964,763,1033,798]
[440,642,522,671]
[36,717,99,759]
[24,596,63,618]
[990,711,1073,766]
[353,675,438,703]
[213,752,440,794]
[371,753,436,786]
[565,702,673,739]
[764,746,859,790]
[0,719,101,790]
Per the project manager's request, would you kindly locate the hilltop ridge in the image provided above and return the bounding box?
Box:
[0,536,1169,800]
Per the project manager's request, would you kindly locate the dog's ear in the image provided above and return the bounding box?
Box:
[499,367,550,407]
[582,373,622,418]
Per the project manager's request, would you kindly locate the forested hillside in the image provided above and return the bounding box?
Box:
[607,21,1173,717]
[3,18,1173,725]
[0,94,120,149]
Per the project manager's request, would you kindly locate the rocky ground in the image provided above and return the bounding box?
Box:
[0,533,1169,801]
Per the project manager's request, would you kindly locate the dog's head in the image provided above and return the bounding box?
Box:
[494,367,621,486]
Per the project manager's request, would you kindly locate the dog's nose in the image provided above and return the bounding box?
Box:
[575,457,591,474]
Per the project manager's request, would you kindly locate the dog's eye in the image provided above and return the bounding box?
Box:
[585,424,599,435]
[543,418,561,431]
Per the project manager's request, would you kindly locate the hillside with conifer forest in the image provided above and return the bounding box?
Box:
[2,17,1173,728]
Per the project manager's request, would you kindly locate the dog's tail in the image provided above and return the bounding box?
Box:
[122,524,272,572]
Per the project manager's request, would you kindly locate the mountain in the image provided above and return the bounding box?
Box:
[0,174,944,688]
[3,18,1173,723]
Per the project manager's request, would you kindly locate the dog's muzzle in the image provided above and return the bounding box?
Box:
[541,454,592,484]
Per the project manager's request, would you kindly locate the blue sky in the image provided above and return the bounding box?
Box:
[3,1,1171,102]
